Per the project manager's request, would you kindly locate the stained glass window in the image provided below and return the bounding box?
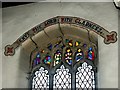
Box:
[76,62,95,89]
[47,43,52,51]
[54,50,62,66]
[75,41,81,47]
[31,38,97,90]
[32,52,41,68]
[53,65,71,89]
[87,47,95,60]
[54,41,62,48]
[66,39,73,47]
[65,47,72,65]
[41,49,45,53]
[32,67,49,89]
[43,53,51,65]
[75,48,84,62]
[83,43,87,48]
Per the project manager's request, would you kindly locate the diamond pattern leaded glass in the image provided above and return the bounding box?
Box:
[76,62,95,89]
[32,67,49,89]
[53,65,71,89]
[31,38,97,89]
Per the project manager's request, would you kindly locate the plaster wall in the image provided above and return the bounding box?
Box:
[0,2,2,90]
[2,2,118,88]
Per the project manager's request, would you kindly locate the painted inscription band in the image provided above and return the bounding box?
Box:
[4,16,117,56]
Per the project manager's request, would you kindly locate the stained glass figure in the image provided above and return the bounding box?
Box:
[33,52,41,68]
[32,67,49,89]
[75,48,84,62]
[53,65,71,89]
[54,50,62,66]
[75,41,81,47]
[87,47,95,60]
[43,54,51,65]
[47,44,52,51]
[76,62,95,89]
[65,48,72,65]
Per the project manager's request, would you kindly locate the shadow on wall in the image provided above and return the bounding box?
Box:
[118,10,120,89]
[16,47,30,88]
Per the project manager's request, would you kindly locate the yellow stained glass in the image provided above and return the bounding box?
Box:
[41,49,45,53]
[75,42,79,47]
[78,49,81,52]
[67,49,71,52]
[68,42,73,47]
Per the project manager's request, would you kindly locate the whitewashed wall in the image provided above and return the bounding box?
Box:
[0,2,2,90]
[2,2,118,88]
[118,9,120,89]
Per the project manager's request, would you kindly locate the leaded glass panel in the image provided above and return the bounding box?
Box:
[76,62,95,89]
[32,67,49,89]
[53,65,71,89]
[31,37,97,90]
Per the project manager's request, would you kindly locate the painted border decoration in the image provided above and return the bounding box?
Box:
[4,16,117,56]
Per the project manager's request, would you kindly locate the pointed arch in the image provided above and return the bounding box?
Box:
[4,16,117,56]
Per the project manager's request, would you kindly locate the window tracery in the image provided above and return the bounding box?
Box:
[30,37,97,90]
[75,48,84,62]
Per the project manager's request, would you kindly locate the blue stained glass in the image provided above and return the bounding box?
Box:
[83,44,87,48]
[66,60,72,65]
[75,49,83,62]
[61,44,65,49]
[54,41,61,48]
[36,53,40,63]
[33,60,36,66]
[33,53,41,68]
[37,54,40,58]
[47,44,52,51]
[87,47,95,60]
[89,47,92,51]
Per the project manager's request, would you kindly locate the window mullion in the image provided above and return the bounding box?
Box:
[71,69,76,90]
[49,72,53,90]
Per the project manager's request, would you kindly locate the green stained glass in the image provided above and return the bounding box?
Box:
[44,54,51,65]
[65,39,69,43]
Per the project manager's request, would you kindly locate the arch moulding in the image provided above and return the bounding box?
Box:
[4,16,117,56]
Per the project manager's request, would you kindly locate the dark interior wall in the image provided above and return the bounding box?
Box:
[2,2,34,8]
[2,2,120,10]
